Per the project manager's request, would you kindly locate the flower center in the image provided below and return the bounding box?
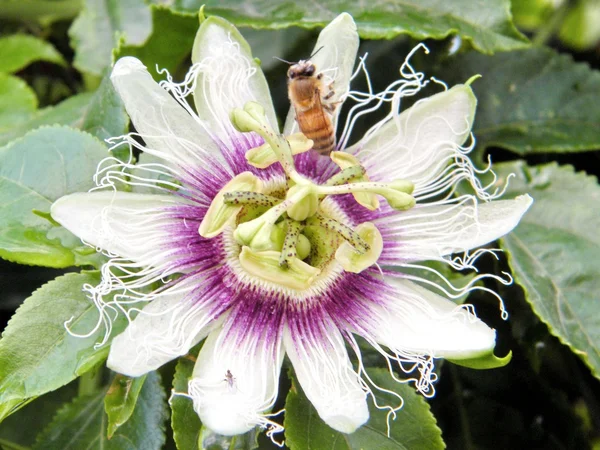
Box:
[199,101,416,291]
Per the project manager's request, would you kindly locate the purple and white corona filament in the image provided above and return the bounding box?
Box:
[51,14,532,438]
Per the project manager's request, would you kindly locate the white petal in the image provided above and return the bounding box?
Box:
[107,279,221,377]
[353,85,476,187]
[368,278,496,359]
[284,322,368,433]
[191,17,278,142]
[190,328,284,436]
[283,13,359,136]
[51,191,183,263]
[379,195,533,262]
[111,57,218,167]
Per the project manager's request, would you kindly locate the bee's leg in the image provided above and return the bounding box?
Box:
[323,82,336,101]
[323,101,341,113]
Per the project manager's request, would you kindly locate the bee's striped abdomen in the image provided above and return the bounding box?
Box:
[297,106,335,155]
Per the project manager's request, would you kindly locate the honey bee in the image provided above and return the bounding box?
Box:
[287,59,336,155]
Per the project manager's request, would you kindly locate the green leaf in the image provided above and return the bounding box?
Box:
[496,161,600,379]
[0,93,91,147]
[0,73,37,131]
[448,350,512,369]
[80,74,129,142]
[0,34,66,74]
[171,353,201,450]
[105,374,147,438]
[115,5,198,80]
[164,0,528,54]
[0,272,128,421]
[284,368,444,450]
[0,74,127,147]
[32,371,167,450]
[0,126,110,267]
[0,383,77,448]
[433,47,600,155]
[0,0,81,25]
[69,0,153,76]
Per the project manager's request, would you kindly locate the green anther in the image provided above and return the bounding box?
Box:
[243,101,266,122]
[279,220,302,268]
[325,165,367,186]
[223,191,280,207]
[230,108,261,133]
[246,133,313,169]
[384,190,415,210]
[389,179,415,195]
[335,222,383,273]
[310,214,370,253]
[199,172,261,238]
[330,151,379,210]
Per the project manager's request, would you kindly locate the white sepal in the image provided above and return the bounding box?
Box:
[111,57,218,168]
[370,278,497,360]
[51,191,184,264]
[352,85,476,190]
[191,17,278,144]
[379,194,533,262]
[107,279,221,377]
[283,13,359,136]
[283,322,368,433]
[189,327,284,436]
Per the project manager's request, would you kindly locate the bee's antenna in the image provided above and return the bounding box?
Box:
[310,46,324,59]
[273,56,294,65]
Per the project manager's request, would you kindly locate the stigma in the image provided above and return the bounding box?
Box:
[198,101,416,290]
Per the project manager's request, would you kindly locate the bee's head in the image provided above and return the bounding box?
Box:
[288,60,316,80]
